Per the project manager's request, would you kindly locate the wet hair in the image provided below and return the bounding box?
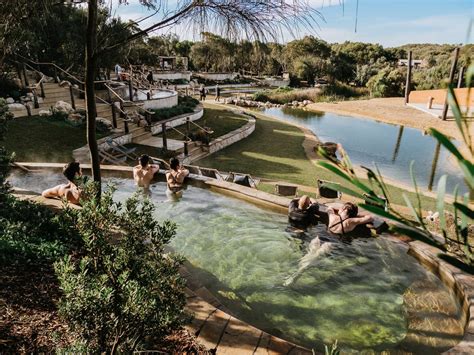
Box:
[343,202,358,218]
[139,154,150,167]
[298,195,311,210]
[169,157,180,171]
[63,162,80,182]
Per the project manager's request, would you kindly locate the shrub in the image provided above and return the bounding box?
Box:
[0,194,81,264]
[367,67,405,98]
[0,74,21,98]
[55,184,187,352]
[151,95,199,122]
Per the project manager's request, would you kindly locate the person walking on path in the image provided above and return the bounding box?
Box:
[215,84,221,102]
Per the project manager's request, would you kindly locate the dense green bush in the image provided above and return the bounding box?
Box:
[0,194,81,264]
[367,67,406,98]
[55,184,187,352]
[151,95,199,122]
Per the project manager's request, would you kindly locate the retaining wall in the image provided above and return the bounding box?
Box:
[409,88,473,107]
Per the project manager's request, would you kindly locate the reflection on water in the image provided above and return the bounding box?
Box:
[8,172,464,353]
[258,107,466,194]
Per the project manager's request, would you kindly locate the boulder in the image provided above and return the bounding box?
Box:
[39,109,51,116]
[37,97,44,104]
[26,92,34,98]
[54,100,74,114]
[67,113,84,125]
[7,103,25,111]
[6,97,14,104]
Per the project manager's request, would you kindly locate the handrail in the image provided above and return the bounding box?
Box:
[168,126,191,141]
[189,120,213,134]
[104,83,154,115]
[15,53,84,85]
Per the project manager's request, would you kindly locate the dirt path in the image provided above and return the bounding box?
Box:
[307,97,473,144]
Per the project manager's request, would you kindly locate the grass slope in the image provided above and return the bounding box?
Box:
[197,107,442,212]
[5,116,105,162]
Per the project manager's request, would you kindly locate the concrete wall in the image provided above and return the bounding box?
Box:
[262,78,290,87]
[183,116,256,164]
[409,88,473,107]
[141,91,178,110]
[195,72,239,81]
[150,106,204,135]
[154,72,191,81]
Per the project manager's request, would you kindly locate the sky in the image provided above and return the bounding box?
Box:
[114,0,474,47]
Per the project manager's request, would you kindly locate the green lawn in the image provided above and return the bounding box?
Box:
[4,116,106,162]
[157,105,248,141]
[197,109,442,212]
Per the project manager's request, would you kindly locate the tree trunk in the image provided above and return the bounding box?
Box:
[85,0,101,190]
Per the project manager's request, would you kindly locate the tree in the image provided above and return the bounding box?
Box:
[79,0,321,192]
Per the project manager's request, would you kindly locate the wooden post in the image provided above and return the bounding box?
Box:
[162,123,167,151]
[124,119,129,134]
[39,81,45,98]
[69,84,76,110]
[404,51,412,105]
[442,47,460,120]
[33,90,39,108]
[25,103,31,117]
[16,64,24,88]
[111,103,117,128]
[457,66,465,88]
[22,64,29,87]
[147,92,151,100]
[186,117,190,139]
[184,141,188,156]
[53,67,58,83]
[107,88,112,103]
[128,79,134,102]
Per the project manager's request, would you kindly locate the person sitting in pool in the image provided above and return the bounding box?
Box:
[166,157,189,195]
[42,162,82,204]
[327,202,373,235]
[133,154,160,189]
[288,195,320,230]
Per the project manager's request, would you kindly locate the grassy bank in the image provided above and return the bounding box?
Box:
[197,107,441,212]
[4,116,106,162]
[157,104,248,140]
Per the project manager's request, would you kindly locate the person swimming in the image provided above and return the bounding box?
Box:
[133,154,159,189]
[165,157,189,198]
[288,195,320,230]
[327,202,373,235]
[42,162,82,205]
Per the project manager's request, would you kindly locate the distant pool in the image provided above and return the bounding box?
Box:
[259,107,466,194]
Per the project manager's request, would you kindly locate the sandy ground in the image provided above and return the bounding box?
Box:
[307,97,474,145]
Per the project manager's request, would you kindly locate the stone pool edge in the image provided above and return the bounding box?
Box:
[11,162,474,354]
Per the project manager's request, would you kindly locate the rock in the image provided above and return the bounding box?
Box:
[67,113,84,125]
[39,109,51,116]
[37,97,44,104]
[7,103,25,111]
[6,97,14,104]
[59,80,71,87]
[26,92,34,98]
[96,117,113,130]
[292,100,298,106]
[54,100,74,114]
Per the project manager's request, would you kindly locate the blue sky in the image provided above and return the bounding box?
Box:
[114,0,473,47]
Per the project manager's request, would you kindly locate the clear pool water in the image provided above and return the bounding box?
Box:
[258,107,466,194]
[8,172,464,353]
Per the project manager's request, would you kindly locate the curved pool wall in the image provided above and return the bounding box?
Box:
[258,107,466,194]
[134,89,178,110]
[8,164,471,353]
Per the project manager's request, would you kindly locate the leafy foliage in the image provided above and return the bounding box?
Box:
[317,65,474,270]
[151,95,198,122]
[55,184,187,352]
